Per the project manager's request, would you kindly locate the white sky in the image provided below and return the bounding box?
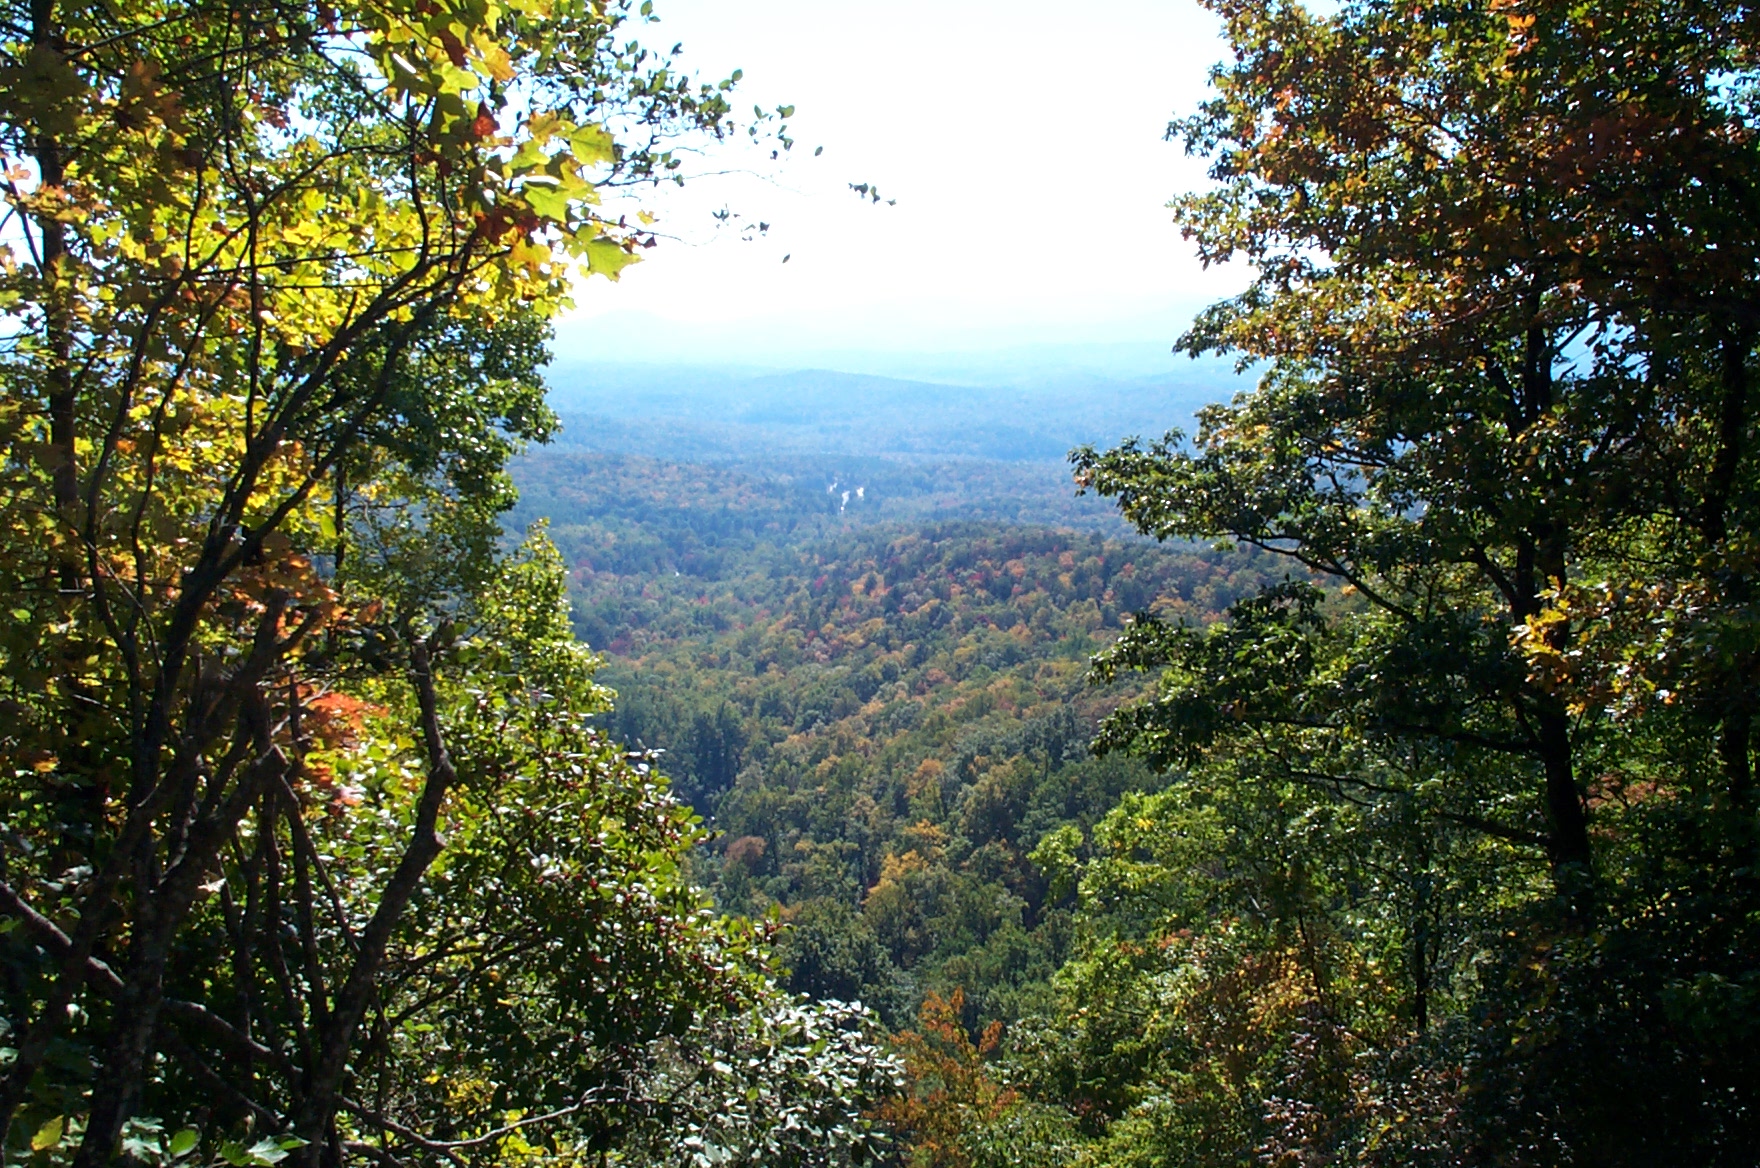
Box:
[556,0,1250,371]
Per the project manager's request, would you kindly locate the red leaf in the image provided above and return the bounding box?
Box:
[437,29,467,68]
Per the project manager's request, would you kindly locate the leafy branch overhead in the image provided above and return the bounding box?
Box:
[0,1,881,1166]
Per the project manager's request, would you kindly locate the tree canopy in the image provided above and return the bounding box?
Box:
[1064,0,1760,1161]
[0,1,897,1165]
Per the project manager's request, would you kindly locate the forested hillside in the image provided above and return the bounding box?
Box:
[510,432,1275,1027]
[521,0,1760,1163]
[509,448,1135,585]
[553,516,1279,1028]
[536,363,1231,462]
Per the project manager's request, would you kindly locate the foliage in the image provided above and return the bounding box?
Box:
[863,988,1076,1168]
[1005,767,1504,1168]
[1052,0,1760,1163]
[611,996,903,1168]
[536,515,1282,1030]
[508,448,1139,592]
[0,0,816,1164]
[868,991,1006,1168]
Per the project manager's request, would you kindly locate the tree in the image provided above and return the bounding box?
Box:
[1071,0,1760,1160]
[0,0,799,1162]
[1079,0,1760,881]
[870,990,1020,1168]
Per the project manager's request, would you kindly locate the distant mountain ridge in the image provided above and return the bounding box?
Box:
[542,362,1238,463]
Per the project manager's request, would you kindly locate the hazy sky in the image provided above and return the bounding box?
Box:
[555,0,1249,373]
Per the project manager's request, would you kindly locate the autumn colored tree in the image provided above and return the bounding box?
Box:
[1068,0,1760,1161]
[0,0,874,1165]
[871,991,1012,1168]
[1079,0,1760,881]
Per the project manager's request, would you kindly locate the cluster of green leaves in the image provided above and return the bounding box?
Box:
[614,997,903,1168]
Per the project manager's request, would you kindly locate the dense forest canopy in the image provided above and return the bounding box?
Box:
[3,0,1759,1166]
[560,517,1281,1024]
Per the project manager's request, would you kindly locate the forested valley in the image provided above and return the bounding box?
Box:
[515,445,1284,1031]
[3,0,1759,1166]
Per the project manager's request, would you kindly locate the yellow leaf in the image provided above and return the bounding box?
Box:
[509,138,547,172]
[568,123,617,168]
[527,110,565,142]
[478,42,516,83]
[32,1116,65,1151]
[508,236,551,271]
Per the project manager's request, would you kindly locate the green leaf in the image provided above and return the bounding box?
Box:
[583,237,639,280]
[509,138,549,172]
[169,1129,200,1158]
[523,183,572,222]
[567,123,617,168]
[247,1136,292,1164]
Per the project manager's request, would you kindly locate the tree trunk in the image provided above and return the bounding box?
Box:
[1538,703,1592,874]
[288,640,457,1165]
[30,0,78,592]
